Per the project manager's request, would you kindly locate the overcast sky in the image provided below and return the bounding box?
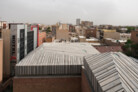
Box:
[0,0,138,25]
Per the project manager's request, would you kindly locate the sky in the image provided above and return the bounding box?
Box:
[0,0,138,25]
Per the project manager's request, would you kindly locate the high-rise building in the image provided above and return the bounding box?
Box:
[76,19,80,26]
[10,23,39,75]
[10,23,27,75]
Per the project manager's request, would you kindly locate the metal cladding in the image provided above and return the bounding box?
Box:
[15,43,99,76]
[84,52,138,92]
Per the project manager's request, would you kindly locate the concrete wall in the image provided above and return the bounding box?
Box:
[131,31,138,44]
[13,76,81,92]
[0,39,3,84]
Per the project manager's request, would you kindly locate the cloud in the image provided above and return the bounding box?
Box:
[0,0,138,25]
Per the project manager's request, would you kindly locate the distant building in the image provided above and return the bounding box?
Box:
[75,26,86,36]
[81,21,93,27]
[94,46,123,53]
[98,25,113,29]
[119,28,128,33]
[56,24,70,41]
[86,37,99,43]
[131,31,138,44]
[120,33,131,40]
[38,32,46,46]
[85,28,97,38]
[76,19,80,26]
[104,38,126,46]
[51,25,56,37]
[97,29,120,40]
[79,36,86,42]
[0,21,8,29]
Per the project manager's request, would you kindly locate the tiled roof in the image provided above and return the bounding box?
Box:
[84,52,138,92]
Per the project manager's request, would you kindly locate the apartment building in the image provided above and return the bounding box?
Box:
[120,33,131,40]
[56,24,70,41]
[81,21,93,27]
[97,29,120,40]
[131,31,138,44]
[85,28,97,38]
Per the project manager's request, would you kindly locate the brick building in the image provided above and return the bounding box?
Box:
[131,31,138,44]
[13,43,99,92]
[38,32,46,46]
[13,43,138,92]
[85,28,97,38]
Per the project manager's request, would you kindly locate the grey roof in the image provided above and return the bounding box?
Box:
[16,43,99,76]
[130,57,138,64]
[84,52,138,92]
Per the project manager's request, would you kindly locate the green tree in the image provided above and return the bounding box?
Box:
[45,27,51,33]
[126,27,135,33]
[123,39,138,59]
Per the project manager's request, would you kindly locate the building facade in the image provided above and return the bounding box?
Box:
[38,32,46,46]
[131,31,138,44]
[76,19,80,26]
[0,39,3,84]
[0,29,11,78]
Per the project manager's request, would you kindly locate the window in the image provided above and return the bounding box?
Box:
[136,34,138,37]
[0,32,1,38]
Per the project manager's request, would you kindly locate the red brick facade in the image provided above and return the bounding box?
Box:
[38,32,46,46]
[131,31,138,44]
[13,76,81,92]
[81,69,93,92]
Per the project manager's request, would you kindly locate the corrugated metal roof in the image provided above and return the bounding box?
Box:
[84,52,138,92]
[16,43,99,76]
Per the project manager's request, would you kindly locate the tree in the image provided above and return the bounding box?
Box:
[45,27,51,33]
[126,27,135,33]
[123,39,138,59]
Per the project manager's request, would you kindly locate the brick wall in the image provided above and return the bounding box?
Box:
[13,76,81,92]
[81,69,93,92]
[131,31,138,44]
[38,32,46,46]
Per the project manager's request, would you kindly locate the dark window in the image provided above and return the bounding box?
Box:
[136,34,138,37]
